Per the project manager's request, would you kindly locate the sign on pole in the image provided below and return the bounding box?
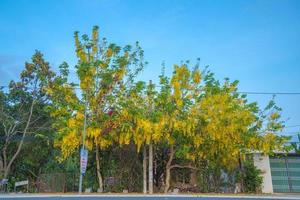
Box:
[80,148,88,175]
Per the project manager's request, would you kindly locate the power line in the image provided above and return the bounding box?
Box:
[279,132,300,136]
[237,92,300,95]
[284,125,300,128]
[1,85,300,95]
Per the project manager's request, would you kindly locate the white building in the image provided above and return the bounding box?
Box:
[253,153,300,193]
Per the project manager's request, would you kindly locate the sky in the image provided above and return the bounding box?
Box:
[0,0,299,139]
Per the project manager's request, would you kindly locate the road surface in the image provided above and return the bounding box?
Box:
[0,195,299,200]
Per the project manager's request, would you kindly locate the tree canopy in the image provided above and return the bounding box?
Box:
[0,26,291,193]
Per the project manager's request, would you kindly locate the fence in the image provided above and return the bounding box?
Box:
[37,173,78,193]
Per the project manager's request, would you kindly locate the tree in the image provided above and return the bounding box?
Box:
[153,64,290,193]
[191,72,290,192]
[0,25,292,194]
[117,80,164,193]
[0,51,55,179]
[46,26,146,191]
[155,63,203,193]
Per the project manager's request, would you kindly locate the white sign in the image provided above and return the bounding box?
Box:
[15,180,28,187]
[80,148,88,175]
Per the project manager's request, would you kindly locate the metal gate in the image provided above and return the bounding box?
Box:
[270,155,300,193]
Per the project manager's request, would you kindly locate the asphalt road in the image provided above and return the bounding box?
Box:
[0,196,300,200]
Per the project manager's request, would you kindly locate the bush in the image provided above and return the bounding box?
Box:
[238,160,263,193]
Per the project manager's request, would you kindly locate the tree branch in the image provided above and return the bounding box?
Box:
[4,80,37,177]
[170,164,199,170]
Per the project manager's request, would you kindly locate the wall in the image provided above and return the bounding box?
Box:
[253,153,273,193]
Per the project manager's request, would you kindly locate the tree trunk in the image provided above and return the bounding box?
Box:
[238,154,244,192]
[4,98,35,179]
[148,140,153,194]
[165,166,171,193]
[190,169,197,186]
[164,145,174,193]
[95,145,104,192]
[1,144,7,178]
[143,145,147,194]
[0,155,3,178]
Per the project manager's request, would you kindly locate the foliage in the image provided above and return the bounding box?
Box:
[291,134,300,153]
[45,26,146,191]
[47,26,146,160]
[0,51,56,193]
[236,160,263,193]
[0,26,292,193]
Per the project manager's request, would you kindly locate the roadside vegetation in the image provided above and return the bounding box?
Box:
[0,26,291,193]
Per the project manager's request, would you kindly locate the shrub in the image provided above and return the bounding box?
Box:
[241,160,263,193]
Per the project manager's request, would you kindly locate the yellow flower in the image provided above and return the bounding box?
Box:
[107,48,113,57]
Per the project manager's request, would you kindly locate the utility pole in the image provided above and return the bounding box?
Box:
[79,44,91,194]
[148,80,154,194]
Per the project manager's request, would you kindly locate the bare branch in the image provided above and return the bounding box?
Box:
[4,79,38,177]
[29,115,42,125]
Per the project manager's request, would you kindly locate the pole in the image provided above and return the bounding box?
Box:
[148,140,153,194]
[79,44,91,194]
[143,145,147,194]
[79,87,88,194]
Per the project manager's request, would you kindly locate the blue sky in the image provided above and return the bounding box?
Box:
[0,0,300,139]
